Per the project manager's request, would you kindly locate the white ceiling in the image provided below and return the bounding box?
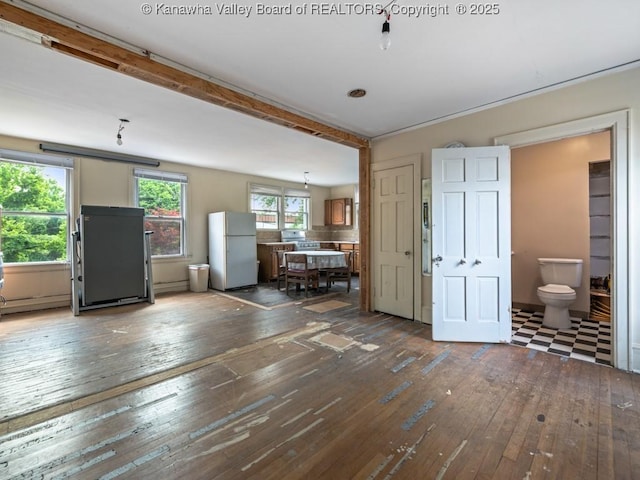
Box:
[0,0,639,186]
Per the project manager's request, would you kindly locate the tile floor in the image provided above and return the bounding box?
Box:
[511,308,612,366]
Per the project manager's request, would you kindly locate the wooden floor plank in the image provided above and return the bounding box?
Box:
[0,288,638,479]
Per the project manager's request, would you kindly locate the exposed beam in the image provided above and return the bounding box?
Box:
[0,2,369,149]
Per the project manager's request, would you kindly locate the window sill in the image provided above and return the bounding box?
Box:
[150,255,189,263]
[3,261,71,273]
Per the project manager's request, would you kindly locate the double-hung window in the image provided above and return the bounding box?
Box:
[0,149,72,263]
[250,184,310,230]
[284,188,310,230]
[251,184,281,230]
[134,168,187,257]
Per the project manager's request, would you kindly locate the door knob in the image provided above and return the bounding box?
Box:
[459,258,466,265]
[474,259,482,265]
[433,255,442,266]
[404,251,411,256]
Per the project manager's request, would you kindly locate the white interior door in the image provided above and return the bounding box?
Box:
[431,146,511,342]
[373,164,414,319]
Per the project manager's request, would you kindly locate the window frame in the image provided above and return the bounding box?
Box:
[250,183,311,231]
[250,184,281,230]
[0,148,73,265]
[134,168,188,258]
[284,188,310,230]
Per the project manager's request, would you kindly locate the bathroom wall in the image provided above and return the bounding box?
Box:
[511,130,611,314]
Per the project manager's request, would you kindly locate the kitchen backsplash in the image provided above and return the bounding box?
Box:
[310,225,359,242]
[256,225,359,243]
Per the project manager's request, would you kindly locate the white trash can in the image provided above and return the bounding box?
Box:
[188,264,210,292]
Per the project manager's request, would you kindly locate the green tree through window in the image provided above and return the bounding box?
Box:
[250,184,310,230]
[0,161,68,263]
[134,169,187,256]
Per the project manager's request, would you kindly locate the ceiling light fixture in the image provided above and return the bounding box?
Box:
[380,14,391,50]
[348,88,367,98]
[378,0,396,50]
[304,171,310,189]
[116,118,129,146]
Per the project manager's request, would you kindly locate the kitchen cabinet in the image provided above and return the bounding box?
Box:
[324,198,353,226]
[338,243,360,275]
[257,243,295,282]
[319,242,338,250]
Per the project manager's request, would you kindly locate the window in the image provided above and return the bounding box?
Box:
[250,184,280,230]
[0,149,72,263]
[250,184,310,230]
[284,189,310,230]
[134,168,187,257]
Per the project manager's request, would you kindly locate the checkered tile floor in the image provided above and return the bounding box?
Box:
[511,309,611,366]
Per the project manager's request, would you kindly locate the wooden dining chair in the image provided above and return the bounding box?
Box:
[272,250,286,290]
[285,253,319,297]
[325,250,352,293]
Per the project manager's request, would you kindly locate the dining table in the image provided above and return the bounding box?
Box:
[283,250,349,293]
[283,250,348,270]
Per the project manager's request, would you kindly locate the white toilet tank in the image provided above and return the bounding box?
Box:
[538,258,583,287]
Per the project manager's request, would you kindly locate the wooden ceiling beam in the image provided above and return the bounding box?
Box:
[0,2,370,149]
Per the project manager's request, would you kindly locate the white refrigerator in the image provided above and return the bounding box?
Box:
[208,211,258,290]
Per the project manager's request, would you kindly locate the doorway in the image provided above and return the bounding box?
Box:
[510,132,610,316]
[371,154,423,321]
[495,110,629,370]
[509,131,612,365]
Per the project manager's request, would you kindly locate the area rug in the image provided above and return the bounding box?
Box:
[303,300,351,313]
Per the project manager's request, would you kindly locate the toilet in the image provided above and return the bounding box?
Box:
[536,258,583,329]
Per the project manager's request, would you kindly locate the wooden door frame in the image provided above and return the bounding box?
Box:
[495,110,630,371]
[371,154,423,321]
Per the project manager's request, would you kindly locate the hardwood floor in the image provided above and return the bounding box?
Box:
[0,288,639,479]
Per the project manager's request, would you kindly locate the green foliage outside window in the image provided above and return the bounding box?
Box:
[284,196,308,230]
[0,162,67,263]
[250,188,309,230]
[136,177,183,256]
[251,193,279,229]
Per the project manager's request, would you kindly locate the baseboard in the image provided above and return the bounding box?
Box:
[512,302,543,314]
[0,295,71,315]
[512,302,589,320]
[0,282,190,315]
[153,281,189,295]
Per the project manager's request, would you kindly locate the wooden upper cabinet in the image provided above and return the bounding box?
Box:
[324,198,353,226]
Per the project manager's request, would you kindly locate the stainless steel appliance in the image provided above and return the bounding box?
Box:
[281,230,320,250]
[208,211,258,290]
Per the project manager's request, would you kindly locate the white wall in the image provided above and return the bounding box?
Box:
[372,66,640,371]
[0,133,330,311]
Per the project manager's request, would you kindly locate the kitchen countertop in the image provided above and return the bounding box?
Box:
[257,242,296,245]
[257,241,359,245]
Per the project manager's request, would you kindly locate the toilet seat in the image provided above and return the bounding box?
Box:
[537,283,576,299]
